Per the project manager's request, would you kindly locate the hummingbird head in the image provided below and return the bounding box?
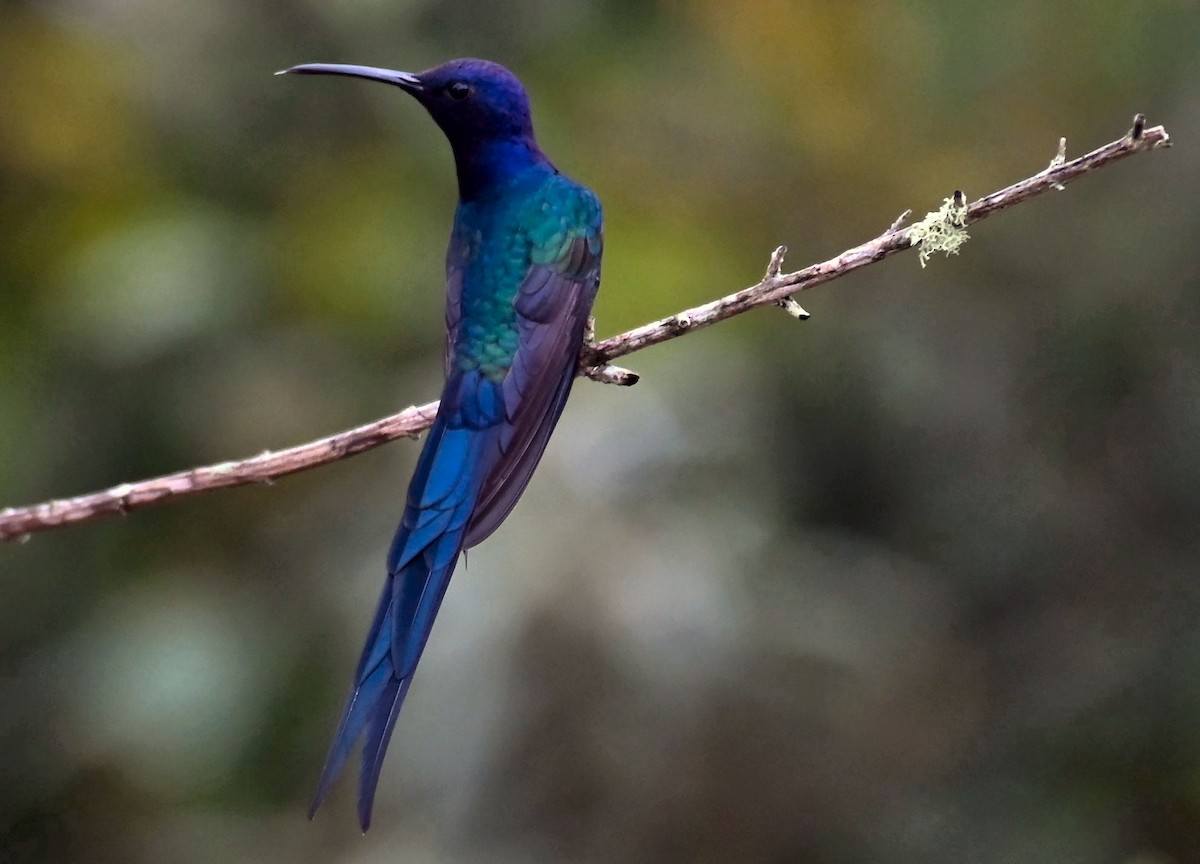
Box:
[280,58,545,199]
[279,58,536,147]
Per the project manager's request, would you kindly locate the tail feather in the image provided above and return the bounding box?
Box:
[394,532,465,675]
[307,581,397,820]
[357,674,411,831]
[309,556,462,831]
[310,415,489,830]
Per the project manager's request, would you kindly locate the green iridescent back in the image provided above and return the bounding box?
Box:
[448,164,602,381]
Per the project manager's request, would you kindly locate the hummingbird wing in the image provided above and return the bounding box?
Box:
[463,225,603,547]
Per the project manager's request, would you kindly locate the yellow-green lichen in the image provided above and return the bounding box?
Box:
[908,195,970,268]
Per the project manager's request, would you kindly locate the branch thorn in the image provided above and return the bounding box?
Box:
[765,245,788,278]
[586,364,640,386]
[777,298,810,319]
[1045,137,1068,190]
[889,209,913,232]
[764,245,809,319]
[1131,113,1146,140]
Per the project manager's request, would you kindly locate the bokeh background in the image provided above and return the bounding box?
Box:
[3,1,1200,862]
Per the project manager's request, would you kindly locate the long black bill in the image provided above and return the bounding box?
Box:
[276,63,422,93]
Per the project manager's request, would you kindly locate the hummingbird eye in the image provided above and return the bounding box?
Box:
[446,81,472,101]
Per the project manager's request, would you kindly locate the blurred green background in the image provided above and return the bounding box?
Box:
[3,0,1200,862]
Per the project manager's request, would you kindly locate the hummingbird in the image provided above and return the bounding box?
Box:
[280,58,603,830]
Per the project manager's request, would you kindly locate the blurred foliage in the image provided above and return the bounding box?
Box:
[3,0,1200,862]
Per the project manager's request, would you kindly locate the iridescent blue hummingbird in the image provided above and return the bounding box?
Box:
[280,58,602,830]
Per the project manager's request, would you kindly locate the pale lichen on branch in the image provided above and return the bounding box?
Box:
[907,190,970,268]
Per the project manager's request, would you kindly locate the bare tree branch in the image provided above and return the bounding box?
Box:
[0,118,1171,542]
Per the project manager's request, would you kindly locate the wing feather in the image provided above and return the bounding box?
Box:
[463,231,601,548]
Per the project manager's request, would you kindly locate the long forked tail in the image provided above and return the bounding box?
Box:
[309,415,488,831]
[307,575,418,831]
